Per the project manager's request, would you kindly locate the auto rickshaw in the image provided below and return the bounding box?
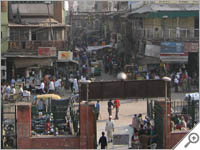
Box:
[91,60,101,76]
[33,94,62,113]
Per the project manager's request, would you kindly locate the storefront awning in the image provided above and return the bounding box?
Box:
[14,58,54,68]
[147,11,199,18]
[87,45,113,52]
[56,59,78,64]
[137,56,160,65]
[160,56,188,63]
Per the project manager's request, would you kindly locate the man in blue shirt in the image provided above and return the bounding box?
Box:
[107,99,114,117]
[96,100,100,120]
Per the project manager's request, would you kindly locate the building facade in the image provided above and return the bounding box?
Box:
[3,1,67,81]
[128,3,199,75]
[1,1,8,80]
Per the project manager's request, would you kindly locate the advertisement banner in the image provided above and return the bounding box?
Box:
[145,44,160,58]
[38,47,56,56]
[58,51,73,62]
[160,55,188,63]
[160,42,184,54]
[184,42,199,53]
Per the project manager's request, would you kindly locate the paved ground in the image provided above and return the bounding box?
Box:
[3,69,189,149]
[95,93,185,149]
[94,71,187,149]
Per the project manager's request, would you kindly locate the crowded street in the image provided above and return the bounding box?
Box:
[1,0,199,149]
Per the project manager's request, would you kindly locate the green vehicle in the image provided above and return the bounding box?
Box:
[91,60,101,76]
[94,66,101,76]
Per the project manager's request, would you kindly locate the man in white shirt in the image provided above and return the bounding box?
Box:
[49,80,55,94]
[55,79,61,95]
[174,76,179,92]
[40,81,45,94]
[11,78,15,86]
[73,78,79,93]
[105,116,115,143]
[19,85,23,95]
[146,72,150,80]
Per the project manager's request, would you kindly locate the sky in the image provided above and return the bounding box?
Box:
[65,1,69,11]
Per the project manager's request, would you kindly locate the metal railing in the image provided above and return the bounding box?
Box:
[135,28,199,40]
[170,100,199,128]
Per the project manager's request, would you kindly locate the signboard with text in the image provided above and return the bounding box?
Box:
[160,42,184,54]
[38,47,57,57]
[58,51,73,62]
[184,42,199,53]
[145,44,160,58]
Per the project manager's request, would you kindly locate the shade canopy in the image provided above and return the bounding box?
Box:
[36,94,61,100]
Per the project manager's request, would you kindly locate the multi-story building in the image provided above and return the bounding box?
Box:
[2,1,67,80]
[124,2,199,75]
[1,1,8,80]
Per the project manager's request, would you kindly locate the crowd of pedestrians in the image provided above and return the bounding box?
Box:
[131,114,157,149]
[171,70,198,92]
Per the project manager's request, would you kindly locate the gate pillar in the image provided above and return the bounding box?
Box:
[80,103,96,149]
[157,100,171,149]
[16,104,32,148]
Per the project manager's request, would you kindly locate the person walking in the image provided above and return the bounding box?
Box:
[98,132,107,149]
[107,99,114,117]
[105,116,115,143]
[174,75,179,92]
[132,114,137,131]
[40,80,45,94]
[114,98,120,120]
[95,100,100,120]
[49,80,55,94]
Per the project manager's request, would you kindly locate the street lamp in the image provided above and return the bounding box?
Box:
[80,80,91,149]
[117,72,127,80]
[162,76,171,148]
[162,15,168,40]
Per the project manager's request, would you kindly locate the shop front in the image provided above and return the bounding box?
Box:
[57,51,79,79]
[5,55,56,82]
[160,41,187,74]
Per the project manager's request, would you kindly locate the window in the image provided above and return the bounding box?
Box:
[10,28,29,41]
[1,60,6,66]
[36,28,49,41]
[21,41,26,49]
[2,70,6,76]
[53,29,62,40]
[31,31,36,41]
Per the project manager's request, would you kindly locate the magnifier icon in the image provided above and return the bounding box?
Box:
[184,133,199,148]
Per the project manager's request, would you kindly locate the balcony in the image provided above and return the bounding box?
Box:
[8,40,67,52]
[135,28,199,41]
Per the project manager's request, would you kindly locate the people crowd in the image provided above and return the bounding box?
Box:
[171,114,192,131]
[131,114,157,149]
[171,70,198,93]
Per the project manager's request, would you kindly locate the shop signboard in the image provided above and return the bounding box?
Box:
[184,42,199,53]
[58,51,73,62]
[160,42,184,54]
[145,44,160,58]
[38,47,56,56]
[160,55,188,63]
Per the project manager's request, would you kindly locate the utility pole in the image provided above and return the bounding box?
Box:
[68,0,74,50]
[45,1,54,41]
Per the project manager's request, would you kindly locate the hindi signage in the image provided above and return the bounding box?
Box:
[38,47,56,56]
[160,42,184,54]
[58,51,73,62]
[184,42,199,53]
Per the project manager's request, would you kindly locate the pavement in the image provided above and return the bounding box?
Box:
[9,69,189,149]
[94,70,187,149]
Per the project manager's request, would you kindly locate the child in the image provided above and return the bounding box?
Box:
[131,130,141,149]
